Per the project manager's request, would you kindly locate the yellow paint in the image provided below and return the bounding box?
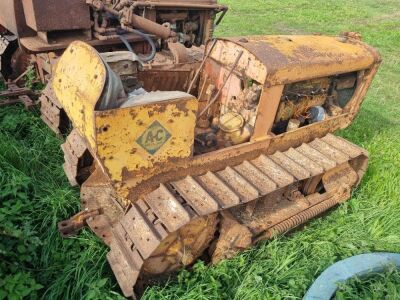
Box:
[95,98,198,185]
[51,41,198,201]
[210,35,377,86]
[53,41,106,149]
[51,38,378,205]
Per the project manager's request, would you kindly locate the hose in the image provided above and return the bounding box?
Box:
[117,34,134,52]
[117,28,156,62]
[303,253,400,300]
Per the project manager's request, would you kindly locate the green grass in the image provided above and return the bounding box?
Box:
[335,265,400,299]
[1,0,400,299]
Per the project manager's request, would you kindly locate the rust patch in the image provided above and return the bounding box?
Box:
[151,104,167,114]
[129,111,138,119]
[212,211,252,264]
[175,101,190,115]
[103,136,368,298]
[147,110,155,118]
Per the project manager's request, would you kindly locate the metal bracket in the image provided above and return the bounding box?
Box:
[58,208,101,238]
[0,84,37,109]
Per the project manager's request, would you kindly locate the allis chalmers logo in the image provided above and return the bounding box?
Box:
[136,121,171,155]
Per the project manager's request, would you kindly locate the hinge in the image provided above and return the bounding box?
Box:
[58,208,101,238]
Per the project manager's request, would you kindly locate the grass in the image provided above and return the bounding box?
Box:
[335,265,400,299]
[0,0,400,299]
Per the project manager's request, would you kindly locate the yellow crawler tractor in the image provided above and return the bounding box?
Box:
[55,33,380,297]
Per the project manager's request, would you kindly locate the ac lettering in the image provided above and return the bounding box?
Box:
[145,129,165,144]
[136,121,171,155]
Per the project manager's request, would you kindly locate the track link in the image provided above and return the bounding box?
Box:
[103,134,368,297]
[40,83,70,136]
[61,129,94,186]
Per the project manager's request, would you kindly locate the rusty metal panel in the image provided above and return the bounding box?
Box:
[234,161,277,195]
[62,163,78,187]
[251,155,295,188]
[107,251,137,297]
[217,167,259,203]
[112,223,144,269]
[65,129,88,158]
[95,96,198,186]
[0,0,18,34]
[270,151,311,181]
[297,143,337,171]
[21,0,91,32]
[252,85,284,140]
[61,145,78,168]
[0,0,33,36]
[208,36,379,86]
[120,205,161,259]
[144,184,190,232]
[172,176,219,215]
[53,41,106,150]
[309,139,350,164]
[207,39,267,86]
[138,70,193,92]
[284,148,324,176]
[321,134,364,159]
[82,135,371,298]
[108,246,139,283]
[196,171,240,208]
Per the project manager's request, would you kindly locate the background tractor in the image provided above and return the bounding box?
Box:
[0,0,227,132]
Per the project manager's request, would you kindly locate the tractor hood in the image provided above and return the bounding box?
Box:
[208,35,381,86]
